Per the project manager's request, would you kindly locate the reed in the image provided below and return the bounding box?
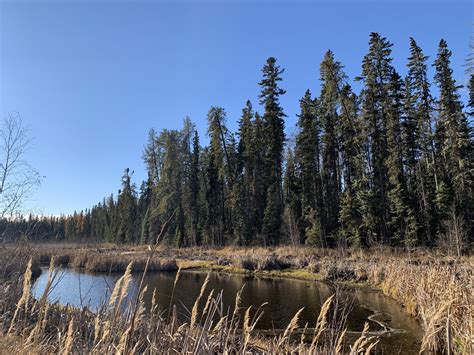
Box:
[1,247,380,354]
[0,242,471,353]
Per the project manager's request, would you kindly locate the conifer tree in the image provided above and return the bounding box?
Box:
[206,107,229,245]
[386,72,418,246]
[358,32,395,244]
[189,131,201,245]
[319,51,345,244]
[138,175,152,244]
[405,37,438,244]
[250,112,266,240]
[116,168,138,244]
[283,146,302,245]
[295,90,322,245]
[338,85,364,246]
[259,57,286,245]
[233,101,254,245]
[433,39,474,232]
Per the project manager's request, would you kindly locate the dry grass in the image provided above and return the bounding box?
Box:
[0,246,378,354]
[1,242,472,353]
[367,259,472,354]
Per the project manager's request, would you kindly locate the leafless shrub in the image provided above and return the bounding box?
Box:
[437,209,469,257]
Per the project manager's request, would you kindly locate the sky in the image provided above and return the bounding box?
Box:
[0,0,472,216]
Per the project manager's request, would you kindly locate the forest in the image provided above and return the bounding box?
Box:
[4,33,473,250]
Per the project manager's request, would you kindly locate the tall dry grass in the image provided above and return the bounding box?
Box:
[1,253,378,354]
[1,241,471,353]
[366,258,472,354]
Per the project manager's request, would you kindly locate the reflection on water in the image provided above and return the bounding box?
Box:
[33,268,422,354]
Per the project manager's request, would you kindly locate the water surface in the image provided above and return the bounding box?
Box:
[33,268,422,354]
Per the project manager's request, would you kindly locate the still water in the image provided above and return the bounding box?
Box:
[32,268,422,354]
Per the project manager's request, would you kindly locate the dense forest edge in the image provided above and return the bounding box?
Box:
[4,33,473,253]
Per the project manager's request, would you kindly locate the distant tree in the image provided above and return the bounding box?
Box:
[116,168,138,244]
[138,175,152,244]
[143,128,161,184]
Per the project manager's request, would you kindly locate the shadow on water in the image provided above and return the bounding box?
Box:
[32,268,423,354]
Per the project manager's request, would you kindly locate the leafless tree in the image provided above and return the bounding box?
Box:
[438,207,469,258]
[0,113,41,219]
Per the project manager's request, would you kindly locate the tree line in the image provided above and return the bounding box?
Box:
[4,33,473,249]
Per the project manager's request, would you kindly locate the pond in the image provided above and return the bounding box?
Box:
[32,268,423,354]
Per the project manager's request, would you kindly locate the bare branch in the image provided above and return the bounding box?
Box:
[0,113,41,219]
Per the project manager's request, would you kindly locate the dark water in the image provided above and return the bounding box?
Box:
[32,268,422,354]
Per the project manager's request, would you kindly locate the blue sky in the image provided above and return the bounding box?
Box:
[1,0,472,215]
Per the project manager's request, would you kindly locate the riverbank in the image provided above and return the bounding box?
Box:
[1,243,472,353]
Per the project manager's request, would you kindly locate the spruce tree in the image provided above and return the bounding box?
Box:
[206,107,229,245]
[189,131,201,245]
[138,175,152,244]
[405,37,438,245]
[283,146,302,245]
[358,32,395,244]
[338,85,364,246]
[295,90,323,245]
[116,168,138,244]
[259,57,286,245]
[250,112,266,240]
[433,39,474,233]
[386,72,418,246]
[319,51,345,244]
[233,101,254,245]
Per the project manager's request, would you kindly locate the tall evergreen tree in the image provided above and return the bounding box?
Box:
[319,51,345,244]
[138,175,152,244]
[259,57,286,245]
[189,131,201,245]
[405,37,438,245]
[357,32,395,244]
[233,101,254,245]
[294,90,322,245]
[283,146,302,245]
[433,39,474,233]
[206,107,230,245]
[338,85,364,246]
[116,168,138,244]
[386,72,418,246]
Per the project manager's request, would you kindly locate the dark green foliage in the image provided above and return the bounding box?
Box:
[5,34,472,249]
[433,39,474,236]
[385,72,418,246]
[259,57,286,245]
[357,32,395,245]
[116,168,138,244]
[294,90,322,244]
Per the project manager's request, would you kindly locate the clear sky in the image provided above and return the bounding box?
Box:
[1,0,472,216]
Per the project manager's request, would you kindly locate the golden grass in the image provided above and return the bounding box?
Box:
[0,242,472,353]
[0,245,382,354]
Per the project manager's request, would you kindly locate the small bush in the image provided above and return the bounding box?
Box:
[238,256,258,271]
[257,254,290,271]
